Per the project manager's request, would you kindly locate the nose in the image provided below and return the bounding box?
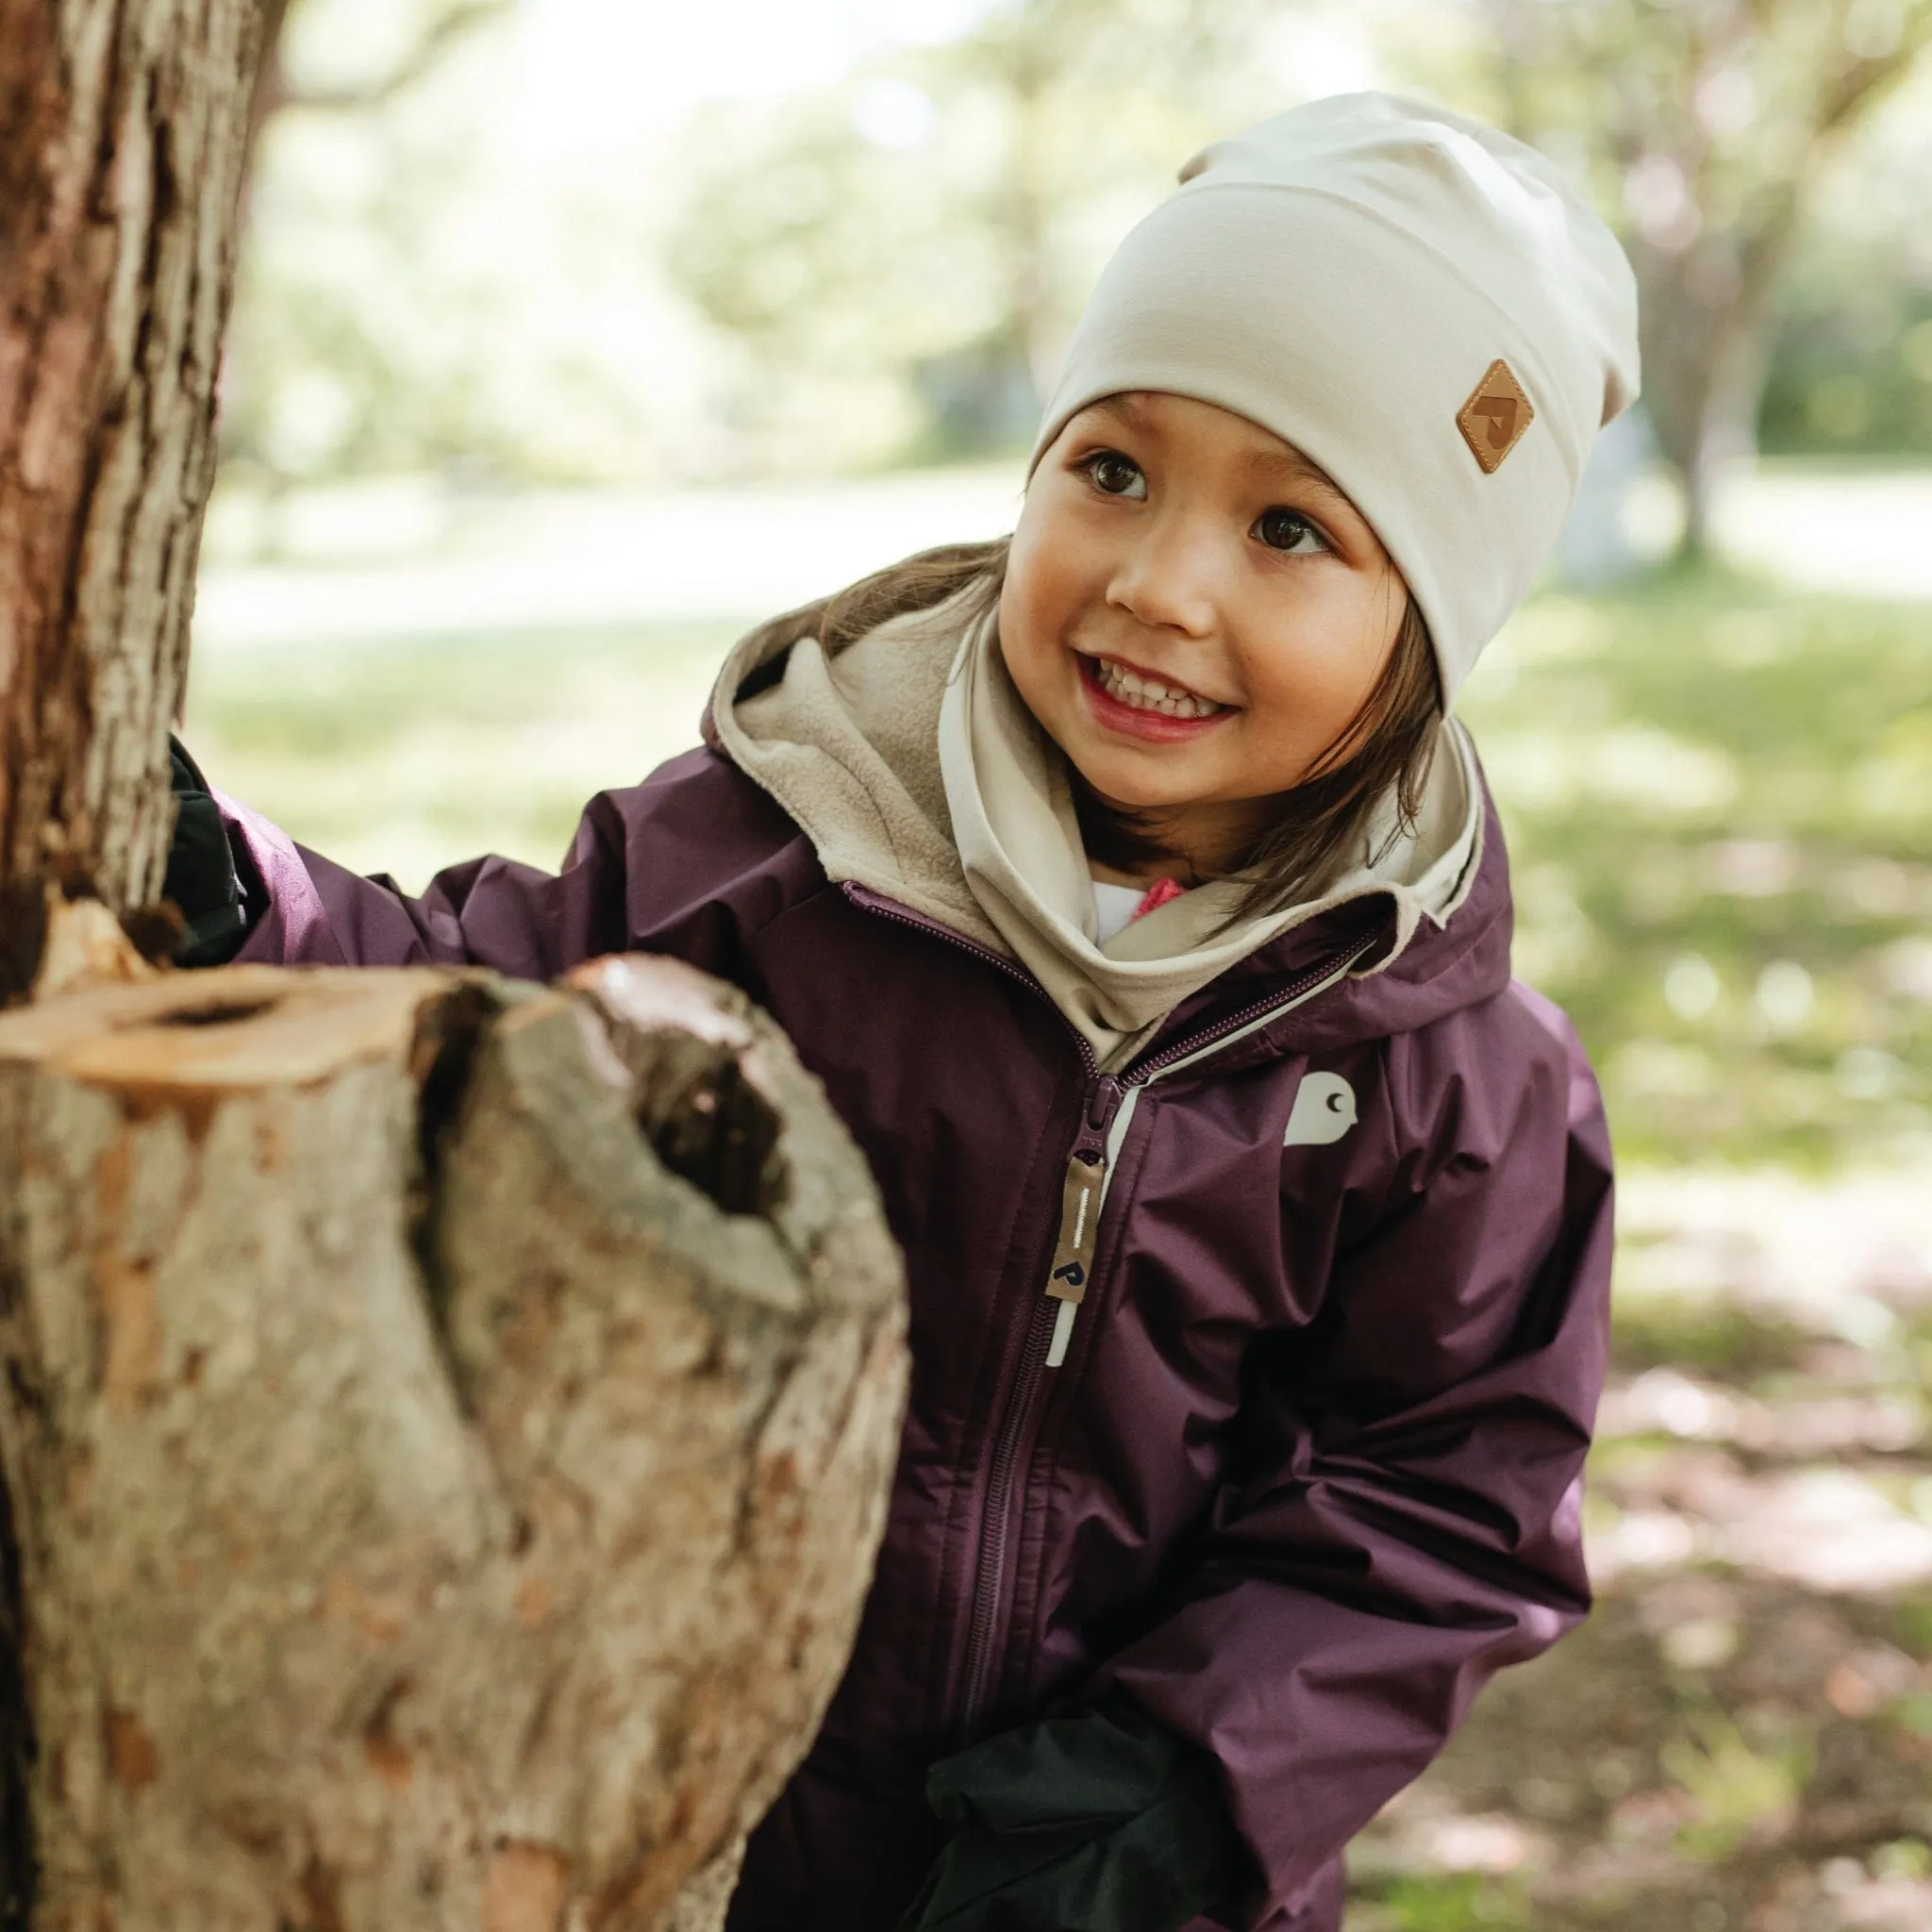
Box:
[1106,508,1222,639]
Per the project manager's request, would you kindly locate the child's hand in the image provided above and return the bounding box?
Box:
[162,738,261,967]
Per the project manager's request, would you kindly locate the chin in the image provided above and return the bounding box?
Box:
[1065,750,1198,815]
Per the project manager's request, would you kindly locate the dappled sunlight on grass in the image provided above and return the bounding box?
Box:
[1353,1160,1932,1930]
[183,617,743,889]
[1463,573,1932,1170]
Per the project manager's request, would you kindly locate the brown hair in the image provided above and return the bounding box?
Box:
[741,538,1442,923]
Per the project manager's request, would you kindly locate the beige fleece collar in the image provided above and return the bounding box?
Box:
[939,610,1481,1065]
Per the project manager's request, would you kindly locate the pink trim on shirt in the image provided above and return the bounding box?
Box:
[1132,877,1186,921]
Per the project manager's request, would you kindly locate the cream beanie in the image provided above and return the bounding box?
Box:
[1029,92,1641,704]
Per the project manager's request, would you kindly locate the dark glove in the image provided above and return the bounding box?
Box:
[900,1691,1253,1932]
[163,738,262,967]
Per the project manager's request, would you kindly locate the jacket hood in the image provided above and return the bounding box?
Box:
[706,588,1500,1065]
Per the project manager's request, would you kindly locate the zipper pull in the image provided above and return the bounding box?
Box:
[1043,1077,1121,1369]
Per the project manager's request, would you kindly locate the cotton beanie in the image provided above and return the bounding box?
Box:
[1029,92,1641,704]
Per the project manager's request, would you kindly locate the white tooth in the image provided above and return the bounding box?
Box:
[1119,668,1145,695]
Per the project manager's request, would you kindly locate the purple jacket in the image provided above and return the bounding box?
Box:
[220,741,1612,1932]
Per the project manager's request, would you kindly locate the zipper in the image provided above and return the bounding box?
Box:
[1041,1073,1121,1364]
[841,881,1380,1730]
[955,1066,1126,1723]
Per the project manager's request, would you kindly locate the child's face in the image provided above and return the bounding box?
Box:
[1000,391,1409,876]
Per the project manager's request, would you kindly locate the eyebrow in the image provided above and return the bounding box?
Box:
[1089,393,1158,438]
[1233,444,1358,520]
[1085,395,1360,523]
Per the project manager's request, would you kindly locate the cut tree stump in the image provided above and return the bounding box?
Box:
[0,953,908,1931]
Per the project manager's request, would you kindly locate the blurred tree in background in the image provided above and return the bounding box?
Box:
[1431,0,1932,556]
[1756,130,1932,459]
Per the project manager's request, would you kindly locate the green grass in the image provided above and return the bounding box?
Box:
[1459,570,1932,1169]
[184,565,1932,1170]
[184,616,745,899]
[1606,1292,1814,1384]
[1351,1874,1531,1932]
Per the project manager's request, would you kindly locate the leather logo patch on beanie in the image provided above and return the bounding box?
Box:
[1457,359,1536,474]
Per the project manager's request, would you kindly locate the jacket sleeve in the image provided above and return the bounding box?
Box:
[1090,986,1615,1924]
[214,781,631,978]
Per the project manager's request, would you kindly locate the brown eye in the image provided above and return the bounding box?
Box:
[1256,508,1324,553]
[1087,453,1145,498]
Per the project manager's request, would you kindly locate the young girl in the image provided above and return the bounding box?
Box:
[177,92,1638,1932]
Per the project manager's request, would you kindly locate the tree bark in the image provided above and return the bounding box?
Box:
[0,0,262,999]
[0,955,908,1929]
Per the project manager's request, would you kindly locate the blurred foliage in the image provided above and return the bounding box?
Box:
[1759,245,1932,457]
[1462,573,1932,1167]
[224,0,517,479]
[664,0,1274,471]
[663,0,1932,494]
[1752,61,1932,459]
[1660,1712,1811,1861]
[221,0,701,490]
[215,0,1932,490]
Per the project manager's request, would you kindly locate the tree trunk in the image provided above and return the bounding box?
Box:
[1631,235,1773,565]
[0,0,263,998]
[0,8,911,1929]
[0,955,908,1929]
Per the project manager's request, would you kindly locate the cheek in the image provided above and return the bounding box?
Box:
[1242,583,1402,741]
[1001,506,1085,670]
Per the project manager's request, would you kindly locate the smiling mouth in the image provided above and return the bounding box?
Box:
[1081,654,1232,722]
